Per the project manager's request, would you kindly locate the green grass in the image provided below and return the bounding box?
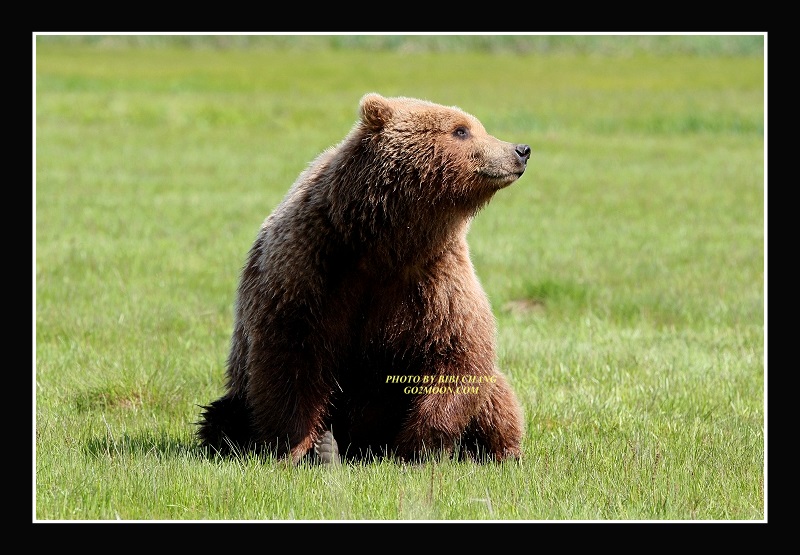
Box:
[34,35,764,521]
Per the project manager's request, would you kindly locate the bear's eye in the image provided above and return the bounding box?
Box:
[453,126,470,139]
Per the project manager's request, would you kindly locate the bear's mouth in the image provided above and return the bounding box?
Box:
[478,168,526,185]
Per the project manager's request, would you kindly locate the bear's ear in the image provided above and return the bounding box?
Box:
[359,93,393,131]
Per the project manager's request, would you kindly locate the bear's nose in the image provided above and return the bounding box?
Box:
[516,144,531,163]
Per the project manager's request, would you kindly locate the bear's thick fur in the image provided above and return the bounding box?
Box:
[198,93,530,464]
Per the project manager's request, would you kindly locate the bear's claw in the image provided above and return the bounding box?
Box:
[313,430,341,465]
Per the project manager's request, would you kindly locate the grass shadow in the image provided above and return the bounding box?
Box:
[83,429,203,461]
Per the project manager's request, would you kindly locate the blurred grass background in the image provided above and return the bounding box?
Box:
[36,34,765,56]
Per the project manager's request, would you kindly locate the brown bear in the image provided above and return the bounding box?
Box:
[197,93,530,464]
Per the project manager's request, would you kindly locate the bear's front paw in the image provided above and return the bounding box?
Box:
[393,430,455,463]
[498,445,522,462]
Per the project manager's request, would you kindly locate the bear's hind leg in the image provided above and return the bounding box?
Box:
[460,373,524,462]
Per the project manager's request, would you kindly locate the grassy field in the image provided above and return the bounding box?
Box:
[34,35,765,521]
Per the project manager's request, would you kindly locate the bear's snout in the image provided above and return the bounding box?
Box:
[515,144,531,164]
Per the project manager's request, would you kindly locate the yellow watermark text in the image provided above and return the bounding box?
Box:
[385,374,495,394]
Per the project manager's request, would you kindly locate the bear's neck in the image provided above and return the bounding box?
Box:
[319,143,487,272]
[337,201,472,273]
[373,215,472,274]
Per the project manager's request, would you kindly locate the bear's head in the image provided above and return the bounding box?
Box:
[357,93,531,211]
[323,93,531,262]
